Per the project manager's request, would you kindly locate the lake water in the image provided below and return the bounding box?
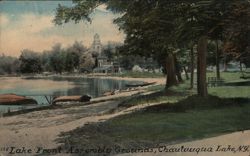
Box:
[0,76,140,114]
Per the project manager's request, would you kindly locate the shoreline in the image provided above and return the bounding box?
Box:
[0,73,166,84]
[88,75,165,85]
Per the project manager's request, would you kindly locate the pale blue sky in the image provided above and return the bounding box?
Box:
[0,1,124,56]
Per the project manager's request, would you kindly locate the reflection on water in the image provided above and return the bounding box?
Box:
[0,77,139,114]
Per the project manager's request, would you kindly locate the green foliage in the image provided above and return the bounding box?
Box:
[118,55,155,70]
[0,55,20,75]
[206,40,223,66]
[66,41,87,70]
[47,42,87,73]
[222,1,250,60]
[12,41,88,74]
[53,0,100,25]
[103,45,114,61]
[19,49,42,73]
[49,43,65,73]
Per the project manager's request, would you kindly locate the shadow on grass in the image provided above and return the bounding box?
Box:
[224,80,250,86]
[144,95,250,113]
[54,96,250,156]
[118,90,187,108]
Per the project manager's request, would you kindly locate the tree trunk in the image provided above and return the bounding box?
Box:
[240,62,243,72]
[183,66,189,80]
[239,61,245,77]
[224,56,227,72]
[215,40,220,79]
[174,54,183,83]
[197,36,208,97]
[190,45,194,89]
[165,53,178,88]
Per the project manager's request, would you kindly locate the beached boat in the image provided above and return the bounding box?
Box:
[0,94,37,105]
[52,95,91,104]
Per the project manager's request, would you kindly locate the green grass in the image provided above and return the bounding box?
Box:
[57,96,250,152]
[207,71,250,82]
[119,80,195,108]
[206,71,250,98]
[146,84,165,92]
[118,92,185,108]
[209,86,250,98]
[121,71,250,107]
[168,72,250,99]
[108,105,250,142]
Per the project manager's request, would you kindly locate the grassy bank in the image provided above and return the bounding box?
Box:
[209,86,250,98]
[118,83,189,108]
[57,95,250,153]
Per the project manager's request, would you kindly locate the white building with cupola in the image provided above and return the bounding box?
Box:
[90,33,102,54]
[80,33,121,73]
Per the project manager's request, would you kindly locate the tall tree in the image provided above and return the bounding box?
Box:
[67,41,87,70]
[49,43,65,74]
[0,55,20,75]
[19,49,42,74]
[222,1,250,67]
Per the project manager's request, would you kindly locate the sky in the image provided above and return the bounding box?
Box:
[0,1,125,57]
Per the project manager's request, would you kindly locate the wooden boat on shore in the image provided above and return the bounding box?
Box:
[0,94,37,105]
[125,82,156,88]
[52,95,91,104]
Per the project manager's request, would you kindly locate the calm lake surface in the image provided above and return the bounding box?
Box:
[0,76,140,114]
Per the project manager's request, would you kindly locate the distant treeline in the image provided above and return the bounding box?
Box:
[0,55,20,75]
[0,41,162,75]
[0,41,87,75]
